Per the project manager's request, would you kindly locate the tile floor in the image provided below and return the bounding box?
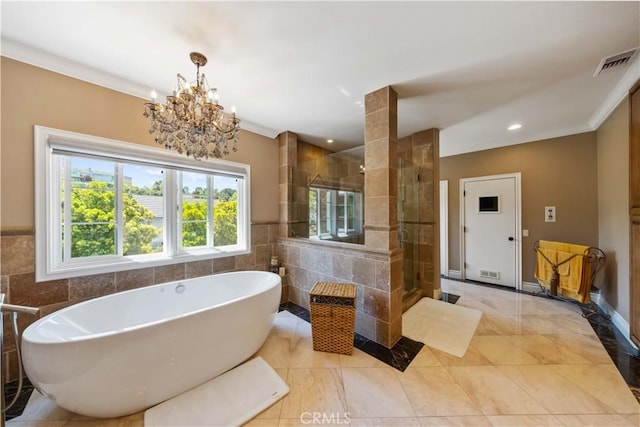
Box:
[403,297,482,358]
[8,279,640,426]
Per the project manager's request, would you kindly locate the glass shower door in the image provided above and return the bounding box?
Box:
[397,157,421,299]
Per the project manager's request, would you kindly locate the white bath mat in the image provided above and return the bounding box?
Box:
[144,356,289,426]
[403,297,482,358]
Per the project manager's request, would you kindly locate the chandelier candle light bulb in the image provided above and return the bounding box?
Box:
[143,52,240,160]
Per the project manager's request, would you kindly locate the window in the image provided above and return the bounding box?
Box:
[308,187,362,240]
[35,126,250,281]
[58,156,166,262]
[178,171,240,249]
[478,196,500,213]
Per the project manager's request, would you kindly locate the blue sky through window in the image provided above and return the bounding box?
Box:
[71,157,238,191]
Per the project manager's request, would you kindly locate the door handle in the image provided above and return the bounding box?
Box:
[508,237,514,241]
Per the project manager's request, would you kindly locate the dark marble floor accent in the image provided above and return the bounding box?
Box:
[581,302,640,402]
[4,377,33,421]
[279,302,423,372]
[441,292,460,304]
[279,301,310,323]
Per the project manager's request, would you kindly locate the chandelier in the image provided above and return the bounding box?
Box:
[143,52,240,160]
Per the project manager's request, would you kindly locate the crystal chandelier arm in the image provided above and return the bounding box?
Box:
[176,73,188,93]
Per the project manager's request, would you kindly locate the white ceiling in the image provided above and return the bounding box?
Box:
[2,1,639,156]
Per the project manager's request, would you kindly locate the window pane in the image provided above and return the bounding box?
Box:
[308,189,318,237]
[68,157,116,259]
[347,193,355,230]
[123,164,164,255]
[337,191,346,234]
[319,189,332,235]
[70,224,115,257]
[181,172,209,247]
[213,176,239,246]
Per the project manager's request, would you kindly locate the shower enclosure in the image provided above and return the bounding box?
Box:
[397,156,423,308]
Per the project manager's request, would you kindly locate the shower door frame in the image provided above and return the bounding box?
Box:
[398,157,424,310]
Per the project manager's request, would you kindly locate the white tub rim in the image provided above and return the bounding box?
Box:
[23,270,281,344]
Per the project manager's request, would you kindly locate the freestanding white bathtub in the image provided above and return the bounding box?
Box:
[22,270,281,418]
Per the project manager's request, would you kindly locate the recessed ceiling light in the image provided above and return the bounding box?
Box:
[508,123,522,131]
[327,139,334,143]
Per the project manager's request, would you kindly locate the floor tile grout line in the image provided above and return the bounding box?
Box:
[399,363,486,419]
[445,364,556,417]
[336,365,351,419]
[547,364,639,414]
[494,364,622,417]
[391,367,420,419]
[274,367,289,422]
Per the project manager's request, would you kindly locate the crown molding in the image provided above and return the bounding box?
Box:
[1,38,151,100]
[1,38,279,140]
[239,120,280,139]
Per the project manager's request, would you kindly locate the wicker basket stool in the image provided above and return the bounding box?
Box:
[309,281,357,355]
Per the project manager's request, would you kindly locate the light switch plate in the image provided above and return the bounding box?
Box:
[523,229,529,237]
[545,206,556,223]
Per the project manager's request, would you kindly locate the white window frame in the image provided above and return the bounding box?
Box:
[308,186,362,240]
[35,126,251,282]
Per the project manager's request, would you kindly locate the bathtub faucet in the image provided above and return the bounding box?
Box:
[0,301,40,316]
[0,294,39,427]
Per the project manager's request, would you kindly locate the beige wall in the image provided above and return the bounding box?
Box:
[0,57,281,382]
[440,132,599,283]
[596,99,630,321]
[0,57,279,229]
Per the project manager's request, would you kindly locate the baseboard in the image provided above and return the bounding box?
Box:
[522,281,541,293]
[447,270,462,279]
[591,292,639,351]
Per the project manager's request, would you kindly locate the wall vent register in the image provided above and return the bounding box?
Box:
[479,269,500,280]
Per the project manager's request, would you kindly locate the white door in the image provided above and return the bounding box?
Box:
[462,174,520,288]
[440,180,448,276]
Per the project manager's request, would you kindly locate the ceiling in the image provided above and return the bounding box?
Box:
[2,1,639,156]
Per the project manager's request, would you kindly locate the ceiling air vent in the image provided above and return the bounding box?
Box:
[593,47,640,77]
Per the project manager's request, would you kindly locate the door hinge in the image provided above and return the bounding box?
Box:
[464,262,467,268]
[416,272,421,280]
[463,190,466,196]
[463,226,468,232]
[417,174,421,183]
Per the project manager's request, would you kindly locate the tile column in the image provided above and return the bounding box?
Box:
[278,131,298,238]
[364,86,402,346]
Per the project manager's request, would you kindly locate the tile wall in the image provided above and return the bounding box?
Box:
[0,222,279,383]
[278,238,402,346]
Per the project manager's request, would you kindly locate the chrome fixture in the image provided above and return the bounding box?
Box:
[143,52,240,160]
[0,294,39,427]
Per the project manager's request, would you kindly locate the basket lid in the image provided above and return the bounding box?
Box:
[310,282,356,299]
